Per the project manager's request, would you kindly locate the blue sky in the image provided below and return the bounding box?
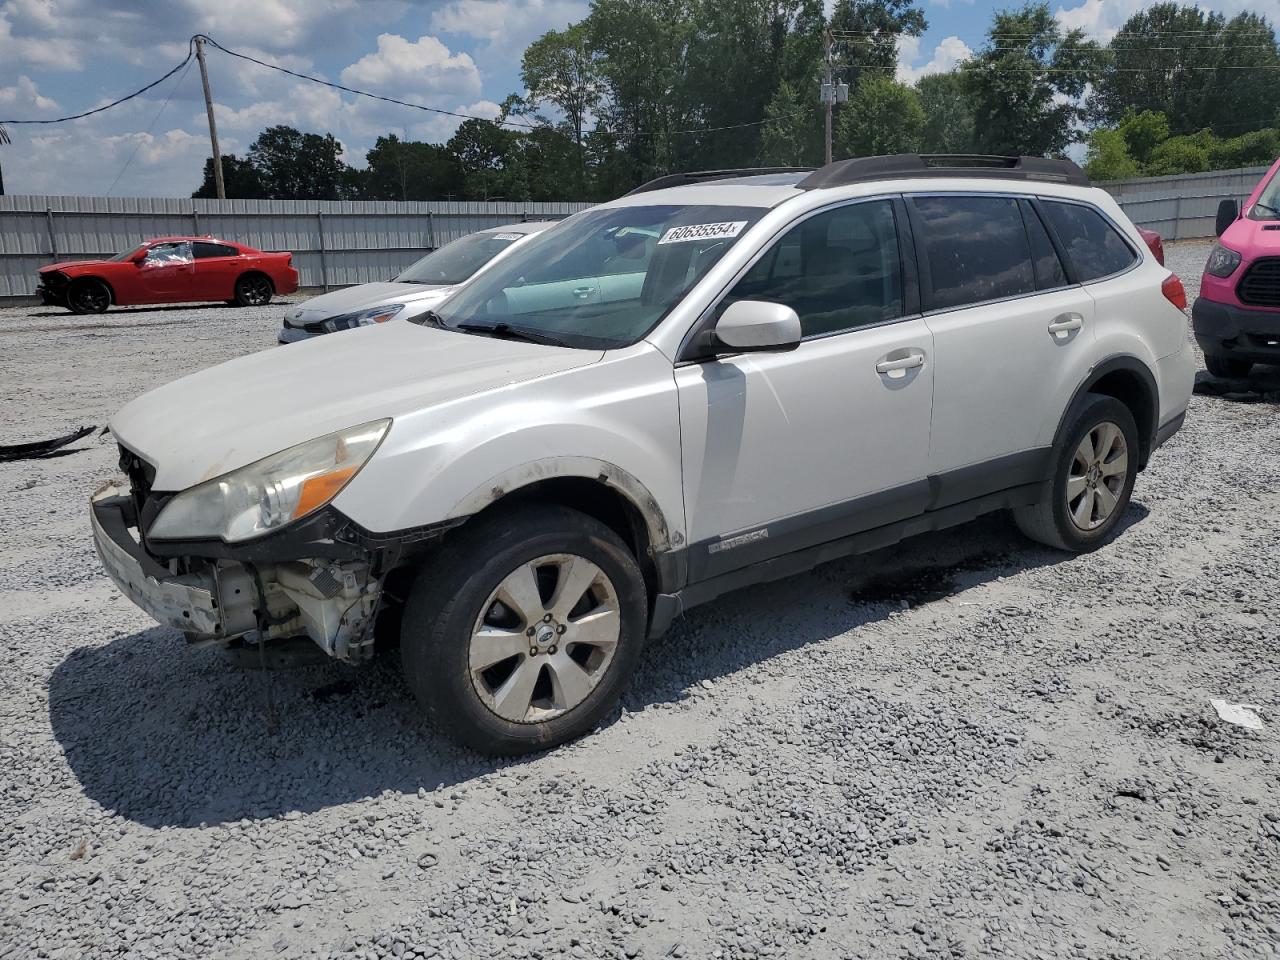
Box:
[0,0,1272,197]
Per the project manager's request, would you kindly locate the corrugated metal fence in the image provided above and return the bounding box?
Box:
[1100,165,1270,241]
[0,196,591,299]
[0,167,1273,298]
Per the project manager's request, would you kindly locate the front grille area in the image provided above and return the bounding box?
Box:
[117,443,160,543]
[1237,257,1280,308]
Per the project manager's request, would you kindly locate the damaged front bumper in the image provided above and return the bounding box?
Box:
[90,482,386,662]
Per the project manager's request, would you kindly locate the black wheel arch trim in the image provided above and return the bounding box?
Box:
[1063,354,1160,470]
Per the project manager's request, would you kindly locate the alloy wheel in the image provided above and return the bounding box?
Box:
[468,553,620,724]
[1066,421,1128,531]
[242,277,272,305]
[71,283,109,313]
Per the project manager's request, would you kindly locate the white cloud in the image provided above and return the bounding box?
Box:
[1052,0,1267,43]
[0,74,57,111]
[340,33,482,102]
[0,5,83,69]
[431,0,588,49]
[897,35,973,84]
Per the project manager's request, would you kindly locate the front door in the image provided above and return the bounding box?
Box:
[135,241,195,302]
[676,199,935,582]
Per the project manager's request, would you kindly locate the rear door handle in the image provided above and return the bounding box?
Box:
[1047,313,1084,336]
[875,353,925,376]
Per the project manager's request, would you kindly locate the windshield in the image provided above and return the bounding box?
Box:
[396,231,525,285]
[1248,168,1280,220]
[420,204,769,348]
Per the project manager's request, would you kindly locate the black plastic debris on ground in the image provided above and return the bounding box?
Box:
[1193,370,1280,404]
[0,425,96,462]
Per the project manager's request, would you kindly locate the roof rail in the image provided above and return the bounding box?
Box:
[624,167,814,197]
[798,154,1090,190]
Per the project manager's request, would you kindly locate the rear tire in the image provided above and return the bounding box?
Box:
[67,278,110,314]
[1204,354,1252,379]
[1014,393,1139,553]
[401,505,648,756]
[233,274,273,307]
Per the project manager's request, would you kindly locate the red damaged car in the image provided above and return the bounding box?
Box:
[37,237,299,314]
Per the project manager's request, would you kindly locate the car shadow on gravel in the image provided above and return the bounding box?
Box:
[48,507,1149,829]
[25,300,299,318]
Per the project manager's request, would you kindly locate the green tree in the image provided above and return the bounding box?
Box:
[829,0,927,93]
[758,80,820,166]
[1201,13,1280,138]
[192,154,265,199]
[447,118,526,200]
[1093,4,1224,131]
[1083,128,1139,180]
[246,126,352,200]
[359,135,463,200]
[837,76,923,156]
[915,72,974,154]
[962,3,1104,157]
[1145,130,1213,175]
[521,24,605,187]
[1208,128,1280,170]
[1116,109,1169,169]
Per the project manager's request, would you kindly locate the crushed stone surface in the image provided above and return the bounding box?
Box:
[1,242,1278,959]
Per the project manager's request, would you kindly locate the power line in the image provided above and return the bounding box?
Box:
[0,40,196,125]
[105,54,194,197]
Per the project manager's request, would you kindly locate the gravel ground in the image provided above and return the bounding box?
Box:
[1,241,1278,960]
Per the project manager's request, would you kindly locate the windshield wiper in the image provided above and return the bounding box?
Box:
[455,321,570,347]
[1254,201,1280,217]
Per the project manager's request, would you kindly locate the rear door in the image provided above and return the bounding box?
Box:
[676,198,935,580]
[908,194,1094,486]
[191,241,243,301]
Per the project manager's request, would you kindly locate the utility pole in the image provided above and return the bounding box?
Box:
[195,36,226,200]
[823,29,834,166]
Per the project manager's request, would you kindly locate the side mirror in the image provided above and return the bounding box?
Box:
[130,250,148,264]
[1216,199,1239,238]
[713,300,802,353]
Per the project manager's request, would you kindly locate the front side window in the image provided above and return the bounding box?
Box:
[911,195,1035,311]
[396,231,524,286]
[1040,201,1137,282]
[1248,167,1280,221]
[143,241,193,266]
[722,200,904,338]
[426,205,768,348]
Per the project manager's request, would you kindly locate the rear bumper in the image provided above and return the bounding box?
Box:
[1192,297,1280,362]
[278,269,300,295]
[91,483,222,635]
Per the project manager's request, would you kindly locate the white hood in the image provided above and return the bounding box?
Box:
[285,282,453,325]
[111,322,602,491]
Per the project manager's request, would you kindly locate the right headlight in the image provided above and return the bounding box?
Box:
[322,303,406,332]
[1204,243,1242,278]
[148,420,390,542]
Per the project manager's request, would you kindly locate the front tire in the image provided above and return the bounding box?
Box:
[233,274,273,307]
[1014,393,1139,553]
[67,278,110,314]
[1204,354,1252,379]
[401,506,648,755]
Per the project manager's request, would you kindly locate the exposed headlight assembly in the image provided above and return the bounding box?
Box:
[149,420,390,542]
[323,303,406,332]
[1204,243,1242,278]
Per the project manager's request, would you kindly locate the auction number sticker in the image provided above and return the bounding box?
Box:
[657,221,748,245]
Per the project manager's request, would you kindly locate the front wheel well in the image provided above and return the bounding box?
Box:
[1080,366,1156,468]
[452,478,659,604]
[71,275,115,302]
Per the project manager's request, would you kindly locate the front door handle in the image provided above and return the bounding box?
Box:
[572,286,594,299]
[875,353,925,377]
[1047,313,1084,337]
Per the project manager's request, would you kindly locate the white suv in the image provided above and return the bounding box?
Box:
[91,155,1195,755]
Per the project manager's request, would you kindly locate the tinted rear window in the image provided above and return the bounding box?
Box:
[1020,202,1068,290]
[193,241,239,259]
[1040,201,1136,281]
[910,196,1035,311]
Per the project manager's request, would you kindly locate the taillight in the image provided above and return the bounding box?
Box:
[1162,273,1187,311]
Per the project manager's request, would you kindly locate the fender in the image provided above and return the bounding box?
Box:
[1056,353,1159,467]
[446,456,677,553]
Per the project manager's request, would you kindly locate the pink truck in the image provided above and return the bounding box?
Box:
[1192,157,1280,378]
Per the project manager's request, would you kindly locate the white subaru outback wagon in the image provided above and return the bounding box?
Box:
[92,155,1195,755]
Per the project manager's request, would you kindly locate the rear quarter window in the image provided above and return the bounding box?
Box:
[1040,201,1137,282]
